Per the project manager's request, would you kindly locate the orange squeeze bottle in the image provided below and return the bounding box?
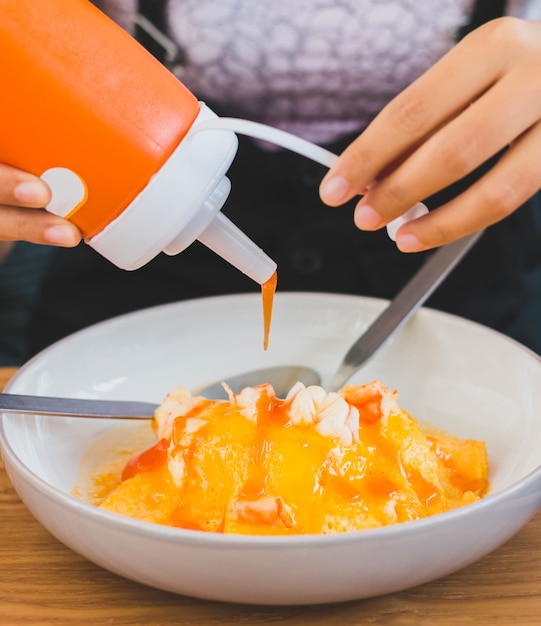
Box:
[0,0,276,283]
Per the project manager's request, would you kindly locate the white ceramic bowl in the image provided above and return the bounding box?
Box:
[1,293,541,605]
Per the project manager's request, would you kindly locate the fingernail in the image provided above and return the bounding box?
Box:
[320,175,350,204]
[354,204,382,230]
[14,181,50,205]
[44,224,79,246]
[396,233,423,252]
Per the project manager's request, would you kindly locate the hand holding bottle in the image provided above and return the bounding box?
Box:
[0,163,81,246]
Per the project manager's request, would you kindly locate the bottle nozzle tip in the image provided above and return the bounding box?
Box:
[198,212,276,284]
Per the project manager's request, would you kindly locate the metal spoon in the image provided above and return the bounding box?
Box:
[198,231,483,399]
[0,393,157,420]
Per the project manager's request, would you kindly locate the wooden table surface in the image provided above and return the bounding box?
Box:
[1,366,540,625]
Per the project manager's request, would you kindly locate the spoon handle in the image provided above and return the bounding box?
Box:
[329,230,484,391]
[0,393,157,419]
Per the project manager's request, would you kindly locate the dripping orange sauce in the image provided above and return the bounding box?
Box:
[261,270,277,350]
[121,437,169,481]
[237,387,290,502]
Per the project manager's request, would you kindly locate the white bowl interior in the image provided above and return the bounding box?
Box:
[1,292,541,604]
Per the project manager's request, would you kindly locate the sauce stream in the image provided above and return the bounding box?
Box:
[261,270,277,350]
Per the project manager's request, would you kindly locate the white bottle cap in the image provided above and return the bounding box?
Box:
[43,104,276,285]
